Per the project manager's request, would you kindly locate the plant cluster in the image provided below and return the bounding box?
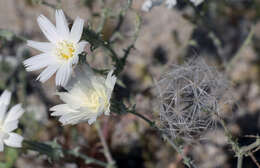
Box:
[0,0,260,168]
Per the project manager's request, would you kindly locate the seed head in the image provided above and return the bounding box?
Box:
[156,59,232,140]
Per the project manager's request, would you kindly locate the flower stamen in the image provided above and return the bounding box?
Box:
[83,90,109,112]
[56,41,75,60]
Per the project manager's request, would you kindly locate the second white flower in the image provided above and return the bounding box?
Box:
[50,65,117,125]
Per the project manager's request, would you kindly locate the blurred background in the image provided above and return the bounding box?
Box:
[0,0,260,167]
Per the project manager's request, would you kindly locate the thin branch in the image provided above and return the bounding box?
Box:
[95,121,116,168]
[128,110,197,168]
[226,26,255,73]
[252,145,260,154]
[128,110,156,127]
[249,152,260,168]
[240,138,260,155]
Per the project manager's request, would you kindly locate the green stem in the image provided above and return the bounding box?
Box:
[65,149,108,167]
[102,41,119,62]
[23,140,108,167]
[237,156,243,168]
[41,0,57,9]
[97,8,109,34]
[226,26,255,72]
[128,110,156,127]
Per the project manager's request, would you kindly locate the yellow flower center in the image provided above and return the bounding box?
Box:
[83,90,109,112]
[56,41,75,60]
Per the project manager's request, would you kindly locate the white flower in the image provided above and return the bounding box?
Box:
[190,0,204,6]
[0,90,24,152]
[165,0,177,9]
[142,0,153,12]
[23,10,88,87]
[142,0,164,12]
[50,65,117,125]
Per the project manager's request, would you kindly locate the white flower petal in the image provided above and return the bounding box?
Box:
[27,40,53,52]
[61,110,96,125]
[4,133,23,148]
[88,117,96,125]
[50,104,70,113]
[72,53,79,65]
[105,70,116,90]
[104,107,110,116]
[72,41,88,65]
[165,0,177,9]
[0,91,24,150]
[37,14,59,43]
[0,90,11,106]
[70,17,84,43]
[51,110,77,117]
[3,120,18,133]
[37,65,59,83]
[23,53,56,71]
[5,104,24,123]
[66,64,93,90]
[92,79,106,95]
[0,90,11,122]
[57,92,83,109]
[55,9,69,38]
[0,104,7,124]
[55,63,72,87]
[142,0,153,12]
[75,41,88,54]
[190,0,204,6]
[51,111,67,116]
[59,112,85,125]
[0,140,4,152]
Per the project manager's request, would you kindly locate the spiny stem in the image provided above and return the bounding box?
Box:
[249,152,260,168]
[163,134,197,168]
[240,138,260,155]
[114,13,141,75]
[215,112,260,168]
[215,113,240,153]
[128,110,197,168]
